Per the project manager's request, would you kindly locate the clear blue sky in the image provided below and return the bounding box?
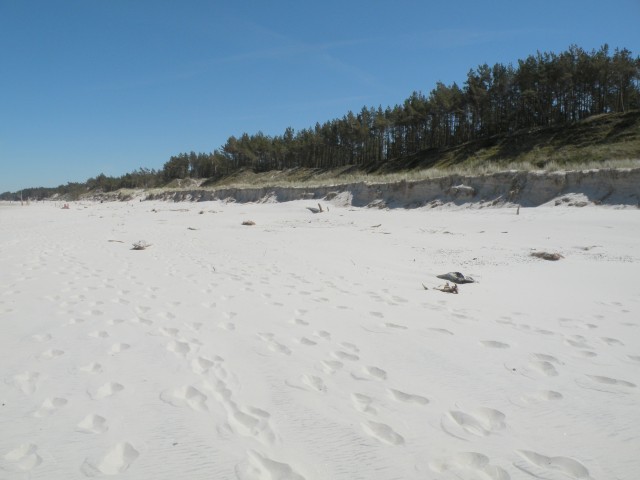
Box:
[1,0,638,192]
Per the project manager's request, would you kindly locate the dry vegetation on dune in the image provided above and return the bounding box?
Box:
[196,158,640,191]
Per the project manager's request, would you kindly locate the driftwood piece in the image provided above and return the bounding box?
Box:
[435,282,459,294]
[436,272,475,284]
[306,203,324,214]
[530,251,564,261]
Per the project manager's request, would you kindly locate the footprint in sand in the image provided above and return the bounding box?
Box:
[384,322,408,330]
[90,382,124,400]
[132,316,153,326]
[531,353,562,364]
[81,442,139,476]
[235,450,305,480]
[191,357,216,375]
[387,388,429,405]
[313,330,331,340]
[33,397,68,417]
[515,450,591,480]
[576,374,636,393]
[40,348,64,359]
[167,340,192,357]
[160,386,208,411]
[600,336,624,346]
[430,452,509,480]
[429,327,454,335]
[528,360,559,377]
[211,362,232,382]
[480,340,510,349]
[158,327,179,337]
[301,375,327,393]
[108,343,130,354]
[355,366,387,381]
[268,341,291,355]
[517,390,564,406]
[31,333,52,342]
[226,405,277,445]
[295,337,317,346]
[331,351,359,362]
[80,362,103,374]
[340,342,360,353]
[442,407,506,438]
[77,414,108,434]
[189,322,203,331]
[1,444,42,472]
[89,331,109,339]
[351,393,376,414]
[257,333,292,355]
[534,328,558,336]
[505,360,558,378]
[10,371,40,394]
[320,360,343,374]
[573,350,598,359]
[564,335,592,349]
[361,420,404,445]
[218,322,236,331]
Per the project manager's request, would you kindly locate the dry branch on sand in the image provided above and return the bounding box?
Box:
[531,251,564,261]
[306,203,324,214]
[132,240,152,250]
[434,282,459,294]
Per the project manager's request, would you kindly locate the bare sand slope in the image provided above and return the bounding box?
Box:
[1,200,639,479]
[144,167,640,207]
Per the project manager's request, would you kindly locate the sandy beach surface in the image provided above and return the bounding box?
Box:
[1,199,639,479]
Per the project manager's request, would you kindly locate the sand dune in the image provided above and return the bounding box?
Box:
[1,199,639,479]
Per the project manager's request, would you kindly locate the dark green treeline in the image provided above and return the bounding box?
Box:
[163,45,639,179]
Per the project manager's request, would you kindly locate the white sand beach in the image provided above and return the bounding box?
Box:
[1,199,638,479]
